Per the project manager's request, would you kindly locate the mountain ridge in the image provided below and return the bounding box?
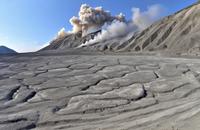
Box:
[42,2,200,55]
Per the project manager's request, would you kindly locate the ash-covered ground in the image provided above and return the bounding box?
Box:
[1,2,200,130]
[1,51,200,130]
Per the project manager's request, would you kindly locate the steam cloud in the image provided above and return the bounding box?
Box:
[79,4,164,47]
[57,28,67,38]
[79,20,136,47]
[69,4,125,36]
[57,4,164,46]
[132,4,164,30]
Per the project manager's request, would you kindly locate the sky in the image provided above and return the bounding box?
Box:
[0,0,197,52]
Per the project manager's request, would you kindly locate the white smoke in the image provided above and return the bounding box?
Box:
[79,20,136,47]
[132,4,164,30]
[79,4,164,47]
[69,4,125,36]
[57,28,68,38]
[55,4,164,47]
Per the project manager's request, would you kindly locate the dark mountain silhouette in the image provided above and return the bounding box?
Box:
[0,46,17,54]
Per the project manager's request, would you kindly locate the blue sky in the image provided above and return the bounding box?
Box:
[0,0,197,52]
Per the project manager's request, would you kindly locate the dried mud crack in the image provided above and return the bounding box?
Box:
[0,53,200,130]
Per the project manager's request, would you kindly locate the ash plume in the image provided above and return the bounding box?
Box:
[79,4,164,47]
[55,4,164,47]
[69,4,126,36]
[79,20,136,47]
[57,28,67,38]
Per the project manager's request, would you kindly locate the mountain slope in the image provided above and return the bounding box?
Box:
[41,31,100,51]
[116,2,200,54]
[42,2,200,55]
[0,46,17,54]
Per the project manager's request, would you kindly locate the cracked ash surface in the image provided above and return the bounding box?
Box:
[1,52,200,130]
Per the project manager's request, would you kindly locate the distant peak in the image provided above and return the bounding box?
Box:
[0,46,17,54]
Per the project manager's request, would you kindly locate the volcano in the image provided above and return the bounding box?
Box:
[2,2,200,130]
[42,2,200,55]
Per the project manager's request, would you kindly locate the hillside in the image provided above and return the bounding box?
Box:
[42,2,200,55]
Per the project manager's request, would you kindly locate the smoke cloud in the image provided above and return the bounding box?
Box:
[79,20,136,47]
[79,4,164,47]
[69,4,125,36]
[56,4,164,47]
[57,28,68,38]
[132,4,164,30]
